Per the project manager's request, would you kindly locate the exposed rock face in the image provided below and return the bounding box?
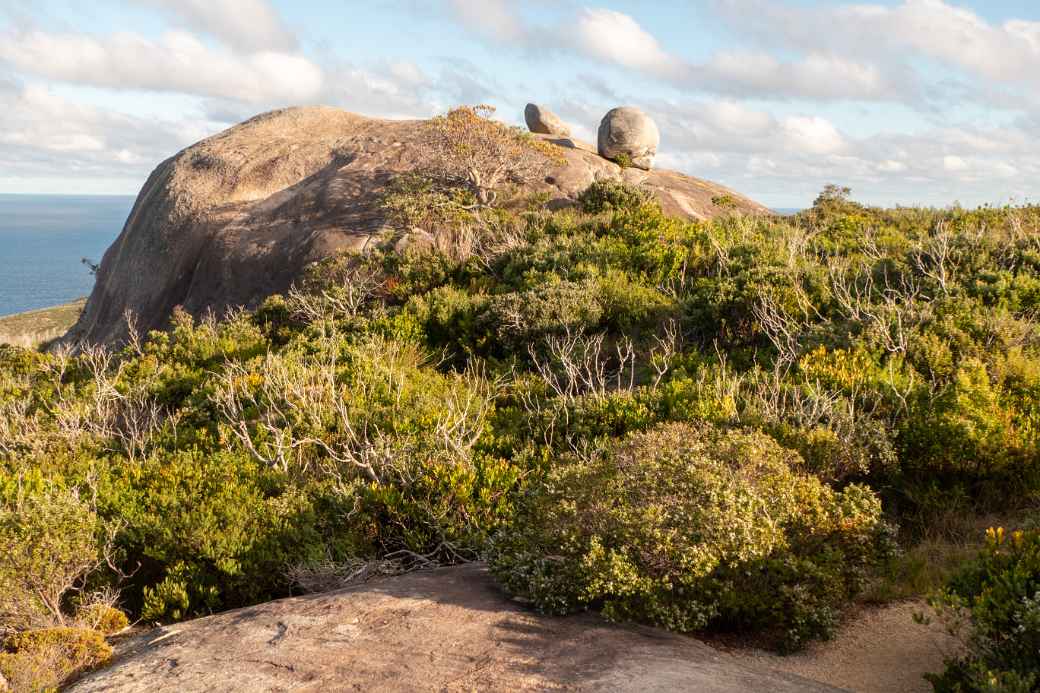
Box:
[597,107,661,170]
[69,565,840,692]
[65,106,768,346]
[524,103,570,136]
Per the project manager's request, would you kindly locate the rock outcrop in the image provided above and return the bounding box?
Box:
[65,106,768,346]
[597,107,661,170]
[524,103,571,136]
[69,565,840,693]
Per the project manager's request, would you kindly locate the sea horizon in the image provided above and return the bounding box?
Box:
[0,193,134,317]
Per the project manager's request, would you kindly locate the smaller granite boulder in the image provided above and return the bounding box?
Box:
[597,107,660,170]
[524,103,571,137]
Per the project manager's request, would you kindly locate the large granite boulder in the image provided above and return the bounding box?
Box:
[524,103,570,137]
[597,107,661,171]
[64,107,767,346]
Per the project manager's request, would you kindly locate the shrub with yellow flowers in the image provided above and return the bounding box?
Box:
[927,525,1040,692]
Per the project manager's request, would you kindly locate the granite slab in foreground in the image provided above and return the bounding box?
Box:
[70,565,842,692]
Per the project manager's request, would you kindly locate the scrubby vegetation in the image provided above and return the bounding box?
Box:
[0,480,124,689]
[489,422,893,650]
[926,525,1040,692]
[3,109,1040,688]
[0,627,112,692]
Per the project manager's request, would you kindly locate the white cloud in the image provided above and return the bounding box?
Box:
[695,51,896,100]
[0,83,208,190]
[995,162,1018,177]
[792,54,887,96]
[448,0,527,43]
[943,155,969,172]
[573,9,681,76]
[716,0,1040,91]
[385,60,430,88]
[321,62,436,119]
[782,116,846,154]
[442,3,904,103]
[699,100,774,137]
[0,30,323,103]
[133,0,298,52]
[884,1,1040,83]
[878,160,907,173]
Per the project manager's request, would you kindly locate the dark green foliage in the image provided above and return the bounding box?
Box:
[108,448,335,621]
[577,180,650,214]
[711,194,737,209]
[927,526,1040,692]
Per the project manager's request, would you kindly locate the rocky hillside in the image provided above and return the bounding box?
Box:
[64,106,768,345]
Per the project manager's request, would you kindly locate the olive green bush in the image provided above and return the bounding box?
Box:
[0,481,128,691]
[0,627,112,692]
[75,603,128,636]
[577,180,650,214]
[488,422,892,650]
[926,526,1040,692]
[0,482,110,632]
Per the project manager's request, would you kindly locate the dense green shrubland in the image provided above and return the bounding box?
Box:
[3,179,1040,679]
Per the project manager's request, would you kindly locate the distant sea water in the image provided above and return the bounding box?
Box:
[0,194,134,317]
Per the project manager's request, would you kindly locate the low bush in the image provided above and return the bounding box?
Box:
[109,448,332,622]
[577,180,650,215]
[488,422,893,651]
[926,526,1040,692]
[75,603,128,636]
[0,483,107,632]
[0,627,112,692]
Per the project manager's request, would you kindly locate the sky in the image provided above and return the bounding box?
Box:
[0,0,1038,208]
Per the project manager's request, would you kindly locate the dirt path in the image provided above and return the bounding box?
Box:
[743,601,960,693]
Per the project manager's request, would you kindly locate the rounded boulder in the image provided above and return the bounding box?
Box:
[597,107,660,170]
[524,103,570,137]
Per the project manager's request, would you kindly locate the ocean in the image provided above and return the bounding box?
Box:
[0,194,134,317]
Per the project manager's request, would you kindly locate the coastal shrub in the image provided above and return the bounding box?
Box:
[926,526,1040,692]
[898,357,1040,503]
[487,280,603,352]
[0,627,112,691]
[0,483,107,631]
[419,105,560,215]
[74,603,128,636]
[108,448,332,621]
[488,422,892,651]
[404,285,491,356]
[577,180,650,214]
